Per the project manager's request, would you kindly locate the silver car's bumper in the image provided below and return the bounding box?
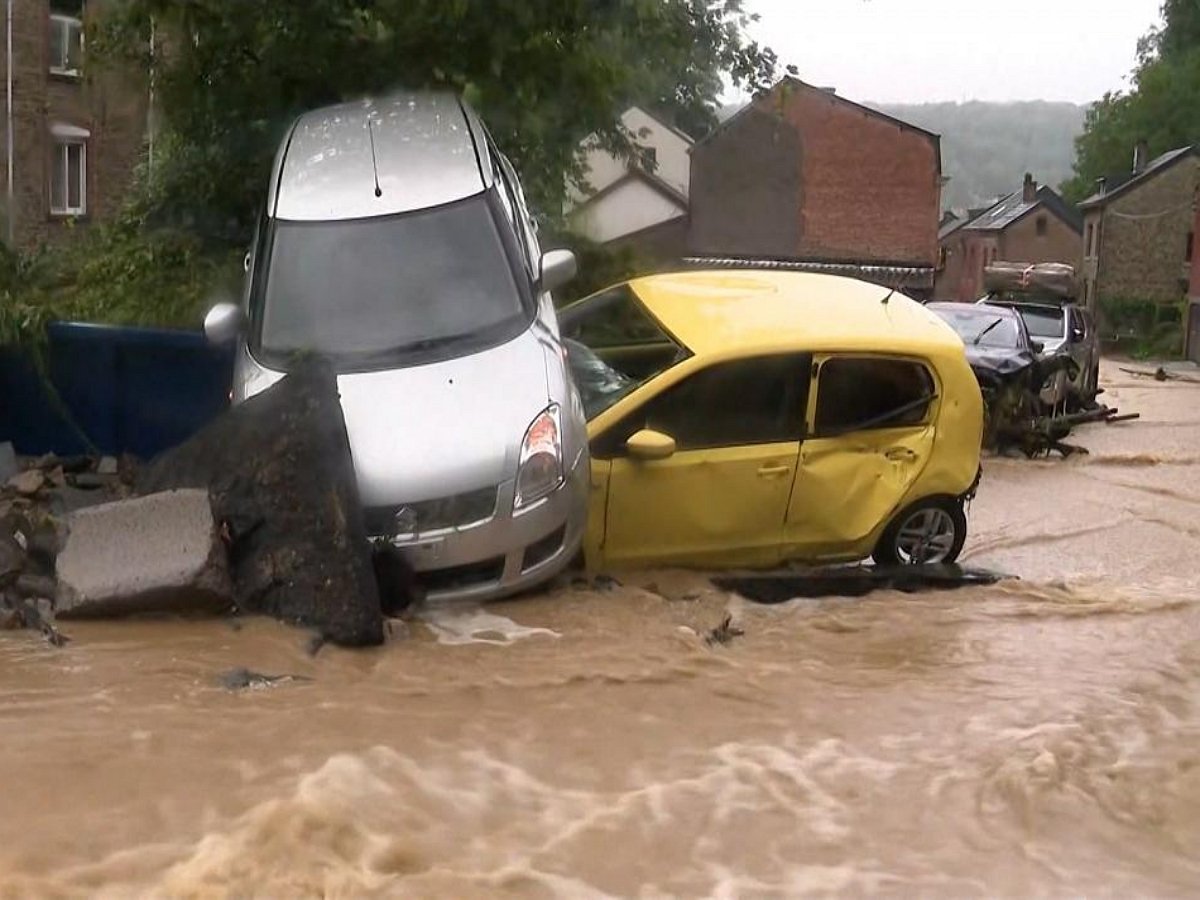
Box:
[380,452,588,602]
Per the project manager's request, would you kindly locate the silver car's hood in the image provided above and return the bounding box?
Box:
[337,330,550,506]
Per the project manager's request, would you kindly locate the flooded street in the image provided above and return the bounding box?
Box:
[2,363,1199,898]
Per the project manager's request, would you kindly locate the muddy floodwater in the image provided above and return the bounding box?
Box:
[3,363,1199,898]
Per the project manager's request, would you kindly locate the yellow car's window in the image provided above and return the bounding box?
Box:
[814,357,935,437]
[592,354,811,458]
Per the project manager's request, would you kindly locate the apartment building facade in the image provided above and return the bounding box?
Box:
[2,0,148,249]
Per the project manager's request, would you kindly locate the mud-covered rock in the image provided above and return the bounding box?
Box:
[0,532,22,587]
[138,360,385,647]
[6,469,45,497]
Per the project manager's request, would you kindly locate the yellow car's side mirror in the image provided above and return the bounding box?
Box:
[625,429,677,460]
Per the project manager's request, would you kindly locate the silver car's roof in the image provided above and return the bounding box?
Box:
[270,91,492,221]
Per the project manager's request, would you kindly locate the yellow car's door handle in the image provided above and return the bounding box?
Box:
[884,446,918,462]
[757,464,792,478]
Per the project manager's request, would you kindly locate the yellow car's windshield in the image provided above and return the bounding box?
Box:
[559,285,690,419]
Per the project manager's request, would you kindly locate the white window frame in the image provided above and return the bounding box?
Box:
[49,12,84,77]
[50,124,89,216]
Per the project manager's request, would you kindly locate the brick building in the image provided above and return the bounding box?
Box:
[934,174,1082,301]
[1079,144,1199,310]
[687,77,943,296]
[1,0,149,250]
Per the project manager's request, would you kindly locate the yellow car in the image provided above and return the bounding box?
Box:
[558,270,983,570]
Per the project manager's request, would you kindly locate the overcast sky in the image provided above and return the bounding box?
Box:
[734,0,1165,105]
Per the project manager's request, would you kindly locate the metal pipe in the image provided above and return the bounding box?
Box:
[6,0,13,247]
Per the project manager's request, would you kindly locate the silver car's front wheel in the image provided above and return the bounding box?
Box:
[872,498,967,566]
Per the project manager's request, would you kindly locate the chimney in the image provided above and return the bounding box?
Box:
[1095,176,1107,196]
[1022,172,1038,203]
[1133,139,1149,174]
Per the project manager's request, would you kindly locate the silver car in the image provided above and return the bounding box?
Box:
[204,91,589,601]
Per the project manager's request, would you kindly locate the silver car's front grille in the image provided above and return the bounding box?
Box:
[364,485,498,537]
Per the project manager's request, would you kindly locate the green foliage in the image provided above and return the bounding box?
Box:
[0,211,241,345]
[546,234,660,307]
[1096,294,1185,359]
[1064,2,1200,201]
[874,101,1086,210]
[93,0,778,243]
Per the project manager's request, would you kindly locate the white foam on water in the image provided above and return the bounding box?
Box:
[418,605,561,646]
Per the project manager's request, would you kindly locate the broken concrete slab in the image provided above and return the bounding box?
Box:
[0,443,17,483]
[55,489,233,619]
[712,564,1011,605]
[96,456,119,476]
[138,360,386,647]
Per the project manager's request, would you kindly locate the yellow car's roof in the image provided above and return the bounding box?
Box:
[628,270,963,359]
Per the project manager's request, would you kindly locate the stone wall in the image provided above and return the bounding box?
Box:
[1093,156,1198,304]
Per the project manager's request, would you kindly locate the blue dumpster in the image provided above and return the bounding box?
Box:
[0,322,233,458]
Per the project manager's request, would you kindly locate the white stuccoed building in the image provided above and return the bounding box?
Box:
[566,107,692,250]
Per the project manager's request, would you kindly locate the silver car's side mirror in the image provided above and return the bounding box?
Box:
[539,249,577,294]
[204,302,247,344]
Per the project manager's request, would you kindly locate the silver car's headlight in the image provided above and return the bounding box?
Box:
[514,404,563,510]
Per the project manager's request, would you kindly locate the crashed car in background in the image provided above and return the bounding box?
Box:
[977,261,1100,410]
[559,271,983,569]
[927,301,1078,451]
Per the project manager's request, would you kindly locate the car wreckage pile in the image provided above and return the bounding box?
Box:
[967,262,1137,458]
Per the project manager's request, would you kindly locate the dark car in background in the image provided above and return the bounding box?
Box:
[927,301,1078,446]
[980,298,1100,409]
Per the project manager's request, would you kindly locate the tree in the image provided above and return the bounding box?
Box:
[94,0,777,243]
[1063,1,1200,200]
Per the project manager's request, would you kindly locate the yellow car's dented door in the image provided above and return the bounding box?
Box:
[783,355,937,558]
[586,352,812,569]
[603,442,799,568]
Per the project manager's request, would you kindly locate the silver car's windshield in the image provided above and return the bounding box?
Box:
[253,192,532,370]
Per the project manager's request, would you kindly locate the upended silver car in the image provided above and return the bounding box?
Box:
[204,91,589,601]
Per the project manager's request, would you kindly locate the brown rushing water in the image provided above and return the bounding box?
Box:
[3,362,1200,899]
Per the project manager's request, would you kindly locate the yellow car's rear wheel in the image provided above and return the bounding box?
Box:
[872,497,967,566]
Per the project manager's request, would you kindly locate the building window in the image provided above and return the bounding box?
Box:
[49,2,85,76]
[50,135,87,216]
[1187,231,1195,263]
[1086,223,1094,257]
[1036,215,1048,237]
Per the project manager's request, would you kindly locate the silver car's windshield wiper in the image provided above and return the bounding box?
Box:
[972,317,1005,345]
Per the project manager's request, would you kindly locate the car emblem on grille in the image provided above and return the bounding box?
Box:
[393,506,418,535]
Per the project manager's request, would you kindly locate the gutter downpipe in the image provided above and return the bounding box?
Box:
[6,0,13,248]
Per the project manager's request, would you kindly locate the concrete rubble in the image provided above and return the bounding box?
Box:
[137,360,390,647]
[55,489,232,619]
[1,361,396,648]
[0,450,130,644]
